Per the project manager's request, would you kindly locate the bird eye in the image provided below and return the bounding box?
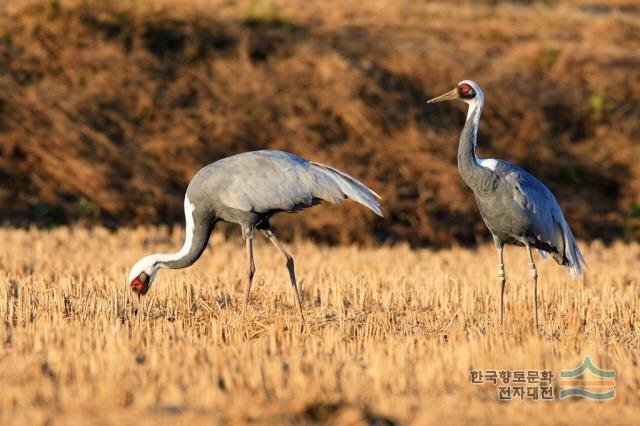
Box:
[458,83,475,98]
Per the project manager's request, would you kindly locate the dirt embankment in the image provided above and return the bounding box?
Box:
[1,0,639,246]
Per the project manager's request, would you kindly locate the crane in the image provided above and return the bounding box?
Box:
[128,150,383,320]
[427,80,586,329]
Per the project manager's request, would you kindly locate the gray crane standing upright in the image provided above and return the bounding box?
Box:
[427,80,586,328]
[128,150,382,320]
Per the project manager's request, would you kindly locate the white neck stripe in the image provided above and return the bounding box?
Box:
[127,195,196,283]
[465,94,496,171]
[156,196,196,266]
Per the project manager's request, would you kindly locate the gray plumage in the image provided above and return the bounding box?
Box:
[428,79,586,328]
[459,110,586,276]
[189,150,382,233]
[164,150,382,269]
[128,149,382,319]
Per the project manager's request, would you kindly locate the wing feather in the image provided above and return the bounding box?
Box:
[509,165,586,276]
[217,151,383,217]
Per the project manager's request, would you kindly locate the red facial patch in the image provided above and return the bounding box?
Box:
[131,276,149,295]
[458,83,475,98]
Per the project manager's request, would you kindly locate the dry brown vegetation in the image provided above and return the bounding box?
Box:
[1,227,639,424]
[2,2,639,425]
[1,0,639,246]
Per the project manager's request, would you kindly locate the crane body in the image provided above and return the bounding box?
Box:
[128,150,382,319]
[428,80,586,328]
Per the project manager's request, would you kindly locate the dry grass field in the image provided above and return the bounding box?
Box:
[1,226,639,425]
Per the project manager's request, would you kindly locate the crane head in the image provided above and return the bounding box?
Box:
[427,80,484,105]
[128,256,159,296]
[130,271,150,295]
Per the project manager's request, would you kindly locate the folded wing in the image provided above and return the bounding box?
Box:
[217,150,383,217]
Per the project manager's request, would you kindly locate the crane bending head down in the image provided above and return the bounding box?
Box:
[125,150,383,319]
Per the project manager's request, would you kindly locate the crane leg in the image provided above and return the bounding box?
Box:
[497,244,506,325]
[261,229,304,321]
[525,242,539,330]
[243,234,256,318]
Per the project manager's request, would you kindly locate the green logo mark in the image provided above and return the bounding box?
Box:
[559,357,615,400]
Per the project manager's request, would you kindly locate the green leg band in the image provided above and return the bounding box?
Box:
[498,264,505,280]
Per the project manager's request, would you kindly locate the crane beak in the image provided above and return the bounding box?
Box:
[427,89,459,104]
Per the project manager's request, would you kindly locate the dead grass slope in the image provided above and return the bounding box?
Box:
[1,0,639,245]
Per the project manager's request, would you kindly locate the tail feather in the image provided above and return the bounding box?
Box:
[310,162,383,217]
[559,219,587,278]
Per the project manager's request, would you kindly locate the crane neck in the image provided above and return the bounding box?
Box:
[466,97,483,121]
[153,196,215,271]
[457,98,497,194]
